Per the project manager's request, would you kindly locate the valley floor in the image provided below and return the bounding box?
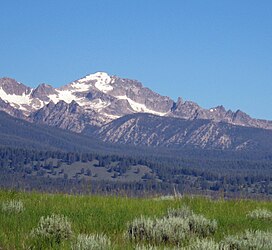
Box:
[0,190,272,249]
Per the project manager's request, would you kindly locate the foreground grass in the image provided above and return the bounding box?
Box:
[0,190,271,249]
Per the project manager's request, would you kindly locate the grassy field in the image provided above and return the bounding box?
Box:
[0,190,271,249]
[25,158,156,182]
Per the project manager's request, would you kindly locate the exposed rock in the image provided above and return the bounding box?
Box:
[0,77,31,95]
[30,100,111,132]
[1,71,272,147]
[0,99,25,119]
[31,83,57,101]
[90,113,271,151]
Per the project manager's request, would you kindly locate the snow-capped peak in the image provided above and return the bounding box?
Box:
[0,72,172,122]
[76,72,113,93]
[78,72,109,82]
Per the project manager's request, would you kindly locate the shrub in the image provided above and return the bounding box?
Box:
[135,244,182,250]
[126,216,155,242]
[185,238,220,250]
[126,207,217,246]
[220,235,241,249]
[188,214,217,238]
[221,230,272,249]
[167,207,217,238]
[135,244,183,250]
[151,216,190,244]
[153,195,182,201]
[31,214,73,244]
[1,199,24,214]
[72,234,111,250]
[126,215,190,245]
[247,208,272,220]
[167,206,193,218]
[136,240,221,250]
[135,244,159,250]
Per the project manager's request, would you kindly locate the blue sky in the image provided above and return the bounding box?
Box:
[1,0,272,119]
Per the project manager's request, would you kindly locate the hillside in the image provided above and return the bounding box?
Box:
[0,111,102,152]
[87,113,272,151]
[0,146,271,199]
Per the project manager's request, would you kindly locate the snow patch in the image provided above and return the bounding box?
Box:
[77,72,113,93]
[0,87,32,106]
[70,81,91,92]
[84,99,109,111]
[115,95,167,116]
[48,90,80,104]
[104,113,121,119]
[210,108,218,112]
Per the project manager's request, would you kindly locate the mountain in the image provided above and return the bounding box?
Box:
[1,72,272,151]
[0,98,25,118]
[0,73,174,131]
[30,100,109,132]
[170,99,272,130]
[0,77,42,114]
[85,113,272,151]
[2,72,272,132]
[0,110,108,152]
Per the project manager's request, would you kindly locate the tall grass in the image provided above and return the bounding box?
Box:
[0,190,271,249]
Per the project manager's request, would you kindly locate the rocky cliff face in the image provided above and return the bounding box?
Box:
[170,99,272,130]
[0,98,25,119]
[1,72,272,150]
[88,113,272,151]
[31,100,111,132]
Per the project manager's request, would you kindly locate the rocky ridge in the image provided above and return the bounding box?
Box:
[0,72,272,150]
[88,113,272,150]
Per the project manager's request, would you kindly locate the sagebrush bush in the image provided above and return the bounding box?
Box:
[185,238,220,250]
[31,214,73,244]
[221,229,272,249]
[126,216,155,242]
[1,199,24,214]
[153,195,182,201]
[135,243,182,250]
[126,215,189,244]
[126,207,217,246]
[188,214,217,238]
[247,208,272,220]
[167,206,193,218]
[72,233,111,250]
[135,244,159,250]
[153,195,175,201]
[167,207,217,238]
[135,239,221,250]
[151,216,190,244]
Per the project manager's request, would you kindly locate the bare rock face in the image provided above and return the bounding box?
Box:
[170,99,272,130]
[108,76,174,114]
[31,83,57,101]
[0,99,25,119]
[30,100,111,133]
[171,100,203,120]
[0,78,31,95]
[90,113,272,151]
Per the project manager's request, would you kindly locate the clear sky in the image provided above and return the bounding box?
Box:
[1,0,272,119]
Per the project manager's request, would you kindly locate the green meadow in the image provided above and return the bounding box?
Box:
[0,190,271,249]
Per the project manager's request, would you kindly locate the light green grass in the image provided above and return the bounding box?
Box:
[0,190,271,249]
